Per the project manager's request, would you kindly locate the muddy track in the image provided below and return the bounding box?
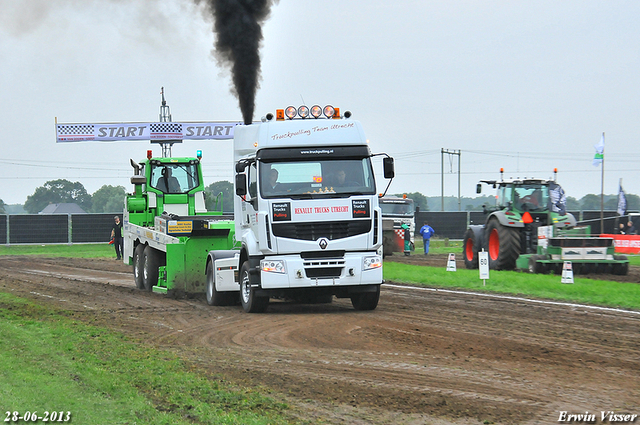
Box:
[1,255,638,425]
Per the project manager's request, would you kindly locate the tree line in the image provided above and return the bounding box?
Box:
[0,179,636,215]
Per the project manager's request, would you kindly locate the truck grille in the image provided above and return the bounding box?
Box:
[272,220,371,241]
[304,259,345,279]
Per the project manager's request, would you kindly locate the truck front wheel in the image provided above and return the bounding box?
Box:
[240,261,269,313]
[133,244,145,289]
[142,245,160,292]
[206,261,237,306]
[350,285,380,311]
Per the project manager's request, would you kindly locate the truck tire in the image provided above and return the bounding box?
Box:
[206,261,237,306]
[350,285,380,311]
[485,219,520,270]
[133,243,145,289]
[463,228,480,269]
[240,261,268,313]
[142,245,160,292]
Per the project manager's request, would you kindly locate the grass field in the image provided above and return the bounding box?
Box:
[0,293,295,425]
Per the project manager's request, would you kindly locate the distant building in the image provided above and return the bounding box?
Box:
[39,203,86,214]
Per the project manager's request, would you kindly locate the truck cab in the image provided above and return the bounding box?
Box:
[226,105,394,312]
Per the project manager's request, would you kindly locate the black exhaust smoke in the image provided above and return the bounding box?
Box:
[199,0,277,125]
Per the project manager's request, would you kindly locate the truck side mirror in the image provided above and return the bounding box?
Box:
[383,157,395,179]
[235,174,247,196]
[235,162,246,173]
[476,183,482,194]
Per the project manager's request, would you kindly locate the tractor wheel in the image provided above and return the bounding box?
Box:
[133,244,145,290]
[528,255,547,274]
[142,245,160,292]
[484,219,521,270]
[206,261,238,306]
[351,285,380,311]
[612,255,629,275]
[240,261,269,313]
[462,228,479,269]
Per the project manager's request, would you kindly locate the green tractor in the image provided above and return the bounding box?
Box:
[463,169,629,274]
[463,168,577,271]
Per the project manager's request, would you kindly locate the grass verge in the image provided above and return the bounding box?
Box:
[383,261,640,311]
[0,292,294,425]
[0,244,114,258]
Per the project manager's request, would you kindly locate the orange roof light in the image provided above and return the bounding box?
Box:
[147,150,153,159]
[276,109,285,121]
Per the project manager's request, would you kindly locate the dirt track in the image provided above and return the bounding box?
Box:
[1,255,639,424]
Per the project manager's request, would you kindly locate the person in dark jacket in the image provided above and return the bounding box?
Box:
[111,216,123,260]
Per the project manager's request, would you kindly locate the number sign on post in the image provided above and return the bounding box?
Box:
[478,250,489,286]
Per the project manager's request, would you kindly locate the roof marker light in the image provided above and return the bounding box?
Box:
[323,105,335,118]
[298,105,309,118]
[147,150,153,159]
[285,106,297,119]
[311,105,322,118]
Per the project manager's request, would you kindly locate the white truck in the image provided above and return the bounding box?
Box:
[208,105,395,312]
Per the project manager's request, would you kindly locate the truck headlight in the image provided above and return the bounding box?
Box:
[261,260,286,274]
[363,255,382,270]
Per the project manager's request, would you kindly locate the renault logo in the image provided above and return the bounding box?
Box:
[318,237,329,250]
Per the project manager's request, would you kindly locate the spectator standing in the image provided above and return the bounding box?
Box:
[111,216,124,260]
[419,221,435,255]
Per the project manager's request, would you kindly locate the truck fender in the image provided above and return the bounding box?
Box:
[207,250,241,292]
[487,211,524,228]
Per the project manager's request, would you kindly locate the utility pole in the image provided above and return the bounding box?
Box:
[441,149,461,211]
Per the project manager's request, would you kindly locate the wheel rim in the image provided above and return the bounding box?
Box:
[241,271,250,304]
[488,228,500,260]
[134,255,141,280]
[465,238,474,261]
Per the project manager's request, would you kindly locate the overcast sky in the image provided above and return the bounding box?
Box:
[2,0,639,209]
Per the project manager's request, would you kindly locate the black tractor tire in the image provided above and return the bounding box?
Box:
[350,285,380,311]
[240,261,269,313]
[484,219,521,270]
[463,228,480,269]
[133,243,145,290]
[528,255,547,274]
[612,255,629,275]
[142,245,160,292]
[206,261,237,306]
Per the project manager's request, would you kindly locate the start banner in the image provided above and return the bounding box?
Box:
[56,121,241,142]
[600,234,640,254]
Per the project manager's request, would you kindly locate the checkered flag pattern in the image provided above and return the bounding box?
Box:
[150,123,182,134]
[57,124,94,136]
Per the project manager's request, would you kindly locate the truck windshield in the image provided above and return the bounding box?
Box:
[513,183,549,212]
[380,200,414,216]
[260,158,376,198]
[150,163,200,194]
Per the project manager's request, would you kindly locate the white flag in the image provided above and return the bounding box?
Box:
[592,132,604,167]
[617,183,627,216]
